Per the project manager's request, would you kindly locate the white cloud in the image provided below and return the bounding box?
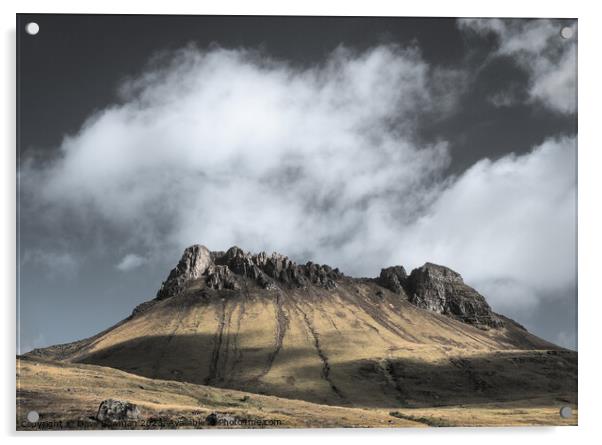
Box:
[458,19,577,114]
[116,253,147,271]
[21,45,455,274]
[397,136,577,312]
[20,45,576,321]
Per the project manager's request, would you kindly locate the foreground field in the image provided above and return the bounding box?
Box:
[16,357,576,429]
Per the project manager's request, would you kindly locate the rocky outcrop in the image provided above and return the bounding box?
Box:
[404,263,503,328]
[375,262,502,328]
[218,246,341,290]
[157,245,212,299]
[157,245,343,299]
[377,266,408,295]
[96,399,140,424]
[156,245,501,329]
[206,264,240,290]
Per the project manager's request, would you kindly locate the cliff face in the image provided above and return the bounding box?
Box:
[27,244,572,409]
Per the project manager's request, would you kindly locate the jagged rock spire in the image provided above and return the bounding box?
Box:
[156,245,212,299]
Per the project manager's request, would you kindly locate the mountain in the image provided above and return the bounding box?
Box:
[27,245,576,413]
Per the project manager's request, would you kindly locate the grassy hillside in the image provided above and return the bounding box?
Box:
[27,279,574,409]
[16,357,577,429]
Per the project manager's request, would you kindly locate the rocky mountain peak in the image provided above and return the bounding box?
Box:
[156,244,502,329]
[157,245,343,300]
[156,245,212,299]
[405,262,502,328]
[375,262,502,328]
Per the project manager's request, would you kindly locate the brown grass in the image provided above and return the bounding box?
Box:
[17,357,576,430]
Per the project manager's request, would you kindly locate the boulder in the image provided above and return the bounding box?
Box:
[96,399,140,424]
[205,412,237,426]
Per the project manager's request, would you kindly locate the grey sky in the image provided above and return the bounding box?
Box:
[17,15,577,352]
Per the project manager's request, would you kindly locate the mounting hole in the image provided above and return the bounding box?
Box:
[559,405,573,418]
[25,22,39,36]
[27,410,39,423]
[560,27,573,39]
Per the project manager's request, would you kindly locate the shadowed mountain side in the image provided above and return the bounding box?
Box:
[75,333,576,408]
[326,351,577,408]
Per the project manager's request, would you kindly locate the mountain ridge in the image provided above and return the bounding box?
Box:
[26,244,573,410]
[153,244,509,329]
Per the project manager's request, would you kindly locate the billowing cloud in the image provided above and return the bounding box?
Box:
[458,19,577,113]
[20,44,576,345]
[116,253,147,271]
[20,44,455,273]
[397,136,577,313]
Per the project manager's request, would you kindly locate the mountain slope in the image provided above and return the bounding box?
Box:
[27,245,575,409]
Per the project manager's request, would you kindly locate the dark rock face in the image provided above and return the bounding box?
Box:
[375,262,503,328]
[157,245,343,299]
[218,246,341,290]
[206,264,240,290]
[96,399,140,424]
[404,263,503,328]
[377,266,408,295]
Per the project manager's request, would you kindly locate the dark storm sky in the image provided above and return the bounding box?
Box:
[17,14,577,352]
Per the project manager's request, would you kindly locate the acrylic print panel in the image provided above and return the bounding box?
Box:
[16,14,577,430]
